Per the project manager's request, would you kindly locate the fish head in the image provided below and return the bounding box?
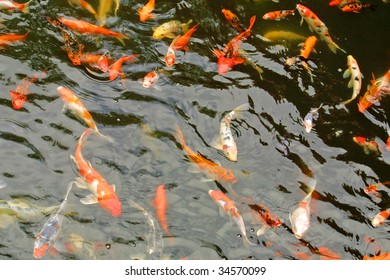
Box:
[142,72,157,88]
[152,30,164,39]
[296,4,309,17]
[353,136,366,145]
[222,169,237,183]
[165,53,175,67]
[223,144,237,162]
[98,193,122,217]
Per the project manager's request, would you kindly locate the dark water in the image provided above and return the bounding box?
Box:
[1,0,390,260]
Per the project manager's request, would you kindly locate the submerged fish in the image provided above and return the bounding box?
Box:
[371,209,390,227]
[152,19,192,40]
[303,104,322,133]
[353,136,380,155]
[341,55,363,105]
[262,30,306,45]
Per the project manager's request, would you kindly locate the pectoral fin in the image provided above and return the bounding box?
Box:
[165,32,177,39]
[74,177,88,189]
[187,165,201,173]
[210,137,223,150]
[80,194,98,205]
[343,69,351,79]
[348,79,354,88]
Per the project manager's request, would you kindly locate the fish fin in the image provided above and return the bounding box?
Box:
[153,84,162,91]
[210,137,223,150]
[112,184,116,192]
[70,155,76,164]
[200,177,215,183]
[214,160,222,166]
[233,103,250,115]
[80,194,98,205]
[187,165,201,173]
[74,177,88,189]
[341,98,353,105]
[343,69,351,79]
[233,57,245,65]
[116,34,129,46]
[347,79,354,88]
[256,225,268,236]
[165,32,177,39]
[95,130,115,143]
[308,25,314,33]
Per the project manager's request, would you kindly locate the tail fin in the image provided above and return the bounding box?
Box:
[115,34,130,46]
[95,129,115,143]
[21,0,33,13]
[175,124,186,147]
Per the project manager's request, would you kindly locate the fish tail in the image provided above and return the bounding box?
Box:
[22,0,33,13]
[328,41,346,54]
[95,129,115,143]
[116,34,130,46]
[64,181,75,201]
[175,124,186,147]
[230,103,250,119]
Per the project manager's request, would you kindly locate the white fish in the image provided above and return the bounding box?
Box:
[303,104,322,133]
[341,55,363,105]
[211,103,250,161]
[289,178,316,239]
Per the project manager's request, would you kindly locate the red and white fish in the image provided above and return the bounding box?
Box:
[71,128,121,217]
[328,0,359,7]
[289,178,316,239]
[211,103,250,161]
[262,9,295,21]
[108,54,138,81]
[0,0,30,13]
[209,190,257,246]
[358,70,390,113]
[353,136,380,155]
[371,209,390,227]
[175,125,237,184]
[33,181,74,258]
[165,36,178,67]
[296,4,346,54]
[9,72,42,110]
[141,70,161,89]
[152,184,172,236]
[79,52,112,72]
[341,55,363,105]
[57,86,112,142]
[137,0,155,22]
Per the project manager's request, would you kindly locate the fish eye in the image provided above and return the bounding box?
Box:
[105,243,111,249]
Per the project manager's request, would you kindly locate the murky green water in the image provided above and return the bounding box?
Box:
[1,0,390,260]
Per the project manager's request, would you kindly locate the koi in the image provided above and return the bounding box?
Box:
[151,184,172,237]
[71,128,122,217]
[62,233,111,259]
[341,55,363,105]
[9,72,44,110]
[328,0,359,7]
[211,103,250,162]
[341,3,376,13]
[222,8,245,32]
[238,49,264,80]
[213,49,245,75]
[141,70,161,89]
[152,19,192,40]
[138,0,155,22]
[209,190,257,246]
[57,86,113,142]
[364,182,390,199]
[108,54,138,81]
[67,0,97,18]
[58,17,129,45]
[289,178,317,239]
[80,52,112,72]
[371,209,390,227]
[317,246,341,260]
[175,124,237,184]
[262,9,295,21]
[172,23,199,52]
[0,31,29,48]
[165,36,178,67]
[296,4,346,54]
[358,70,390,113]
[290,35,317,82]
[353,136,380,155]
[223,15,256,56]
[33,181,74,258]
[248,203,282,236]
[303,104,322,133]
[0,0,31,13]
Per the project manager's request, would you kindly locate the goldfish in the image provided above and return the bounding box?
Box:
[138,0,155,22]
[172,23,199,52]
[341,3,376,13]
[248,203,282,236]
[57,17,129,45]
[353,136,380,155]
[97,0,114,26]
[211,103,250,162]
[363,252,390,260]
[223,15,256,56]
[0,0,30,13]
[57,86,113,142]
[67,0,97,18]
[209,190,257,246]
[108,54,138,81]
[141,70,160,89]
[222,8,245,32]
[358,70,390,113]
[262,9,295,21]
[152,184,172,236]
[296,4,346,54]
[71,128,122,217]
[33,181,74,258]
[152,19,192,40]
[371,209,390,227]
[0,31,29,48]
[289,178,317,239]
[128,199,163,259]
[9,72,43,110]
[165,36,178,67]
[341,55,363,105]
[303,104,322,133]
[175,124,237,184]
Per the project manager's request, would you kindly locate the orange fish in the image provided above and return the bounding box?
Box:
[0,0,30,13]
[137,0,155,22]
[317,247,341,260]
[386,135,390,151]
[108,54,138,81]
[175,125,237,184]
[67,0,98,18]
[341,3,375,13]
[248,203,282,236]
[223,15,256,56]
[152,184,172,236]
[371,209,390,227]
[221,8,245,32]
[172,23,199,52]
[79,52,112,72]
[0,31,29,47]
[299,36,317,82]
[328,0,358,7]
[9,73,42,110]
[358,70,390,113]
[262,9,295,21]
[364,182,390,198]
[363,252,390,260]
[71,128,121,217]
[353,136,380,155]
[58,17,129,45]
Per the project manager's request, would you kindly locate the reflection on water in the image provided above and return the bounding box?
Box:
[0,0,390,260]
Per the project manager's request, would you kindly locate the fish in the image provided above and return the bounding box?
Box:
[317,247,341,260]
[9,72,43,110]
[70,128,122,217]
[62,233,111,259]
[128,199,163,259]
[289,177,317,239]
[363,252,390,260]
[328,0,360,7]
[237,49,264,80]
[353,136,380,155]
[79,52,112,72]
[57,17,129,45]
[341,55,363,105]
[0,0,30,13]
[33,181,74,258]
[151,184,172,237]
[303,104,322,133]
[248,203,282,236]
[172,23,199,52]
[0,31,29,48]
[341,3,376,13]
[152,19,192,40]
[221,8,245,32]
[387,134,390,151]
[108,54,138,81]
[175,124,237,184]
[223,15,256,56]
[211,103,250,162]
[262,9,295,21]
[67,0,98,18]
[97,0,114,26]
[296,4,346,54]
[213,49,245,75]
[295,35,317,82]
[358,70,390,113]
[57,85,113,142]
[141,70,161,89]
[137,0,155,22]
[371,209,390,227]
[209,190,257,246]
[364,182,390,199]
[262,30,306,45]
[165,36,178,67]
